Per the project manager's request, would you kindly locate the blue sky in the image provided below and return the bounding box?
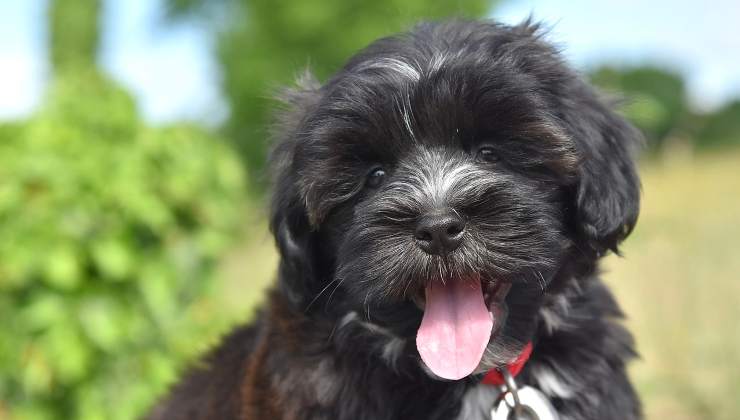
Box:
[1,0,739,124]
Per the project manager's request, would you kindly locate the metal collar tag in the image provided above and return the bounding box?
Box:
[491,369,559,420]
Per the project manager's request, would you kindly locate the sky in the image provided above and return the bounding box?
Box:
[1,0,739,125]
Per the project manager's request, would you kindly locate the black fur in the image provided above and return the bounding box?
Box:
[149,19,641,420]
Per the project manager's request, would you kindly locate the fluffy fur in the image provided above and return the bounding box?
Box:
[149,19,642,420]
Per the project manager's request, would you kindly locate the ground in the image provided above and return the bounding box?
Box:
[604,148,740,420]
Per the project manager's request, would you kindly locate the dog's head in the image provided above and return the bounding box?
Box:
[269,20,640,380]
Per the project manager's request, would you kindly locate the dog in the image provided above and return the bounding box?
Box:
[149,19,642,420]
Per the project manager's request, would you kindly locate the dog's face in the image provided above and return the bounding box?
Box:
[270,21,640,380]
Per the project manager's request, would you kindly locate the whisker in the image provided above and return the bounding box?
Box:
[364,292,372,321]
[304,278,340,313]
[324,277,347,313]
[535,270,547,292]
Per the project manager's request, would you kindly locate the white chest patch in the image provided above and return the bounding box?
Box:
[531,365,575,399]
[456,383,502,420]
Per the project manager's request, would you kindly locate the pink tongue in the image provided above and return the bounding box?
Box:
[416,278,493,380]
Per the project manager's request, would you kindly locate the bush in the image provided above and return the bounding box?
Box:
[695,100,740,149]
[0,69,246,419]
[590,66,689,152]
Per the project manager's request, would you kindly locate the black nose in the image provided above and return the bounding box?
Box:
[414,210,466,255]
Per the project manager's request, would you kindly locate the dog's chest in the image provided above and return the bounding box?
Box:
[456,384,502,420]
[455,375,565,420]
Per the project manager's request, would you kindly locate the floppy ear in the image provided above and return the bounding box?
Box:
[268,72,323,307]
[567,90,642,256]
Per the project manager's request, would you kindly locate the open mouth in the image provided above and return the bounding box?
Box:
[414,277,511,380]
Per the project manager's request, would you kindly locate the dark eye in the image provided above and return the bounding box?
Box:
[366,167,386,188]
[476,146,499,163]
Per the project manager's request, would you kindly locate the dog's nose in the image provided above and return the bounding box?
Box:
[414,211,465,255]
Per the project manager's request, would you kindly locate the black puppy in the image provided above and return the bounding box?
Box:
[149,19,642,420]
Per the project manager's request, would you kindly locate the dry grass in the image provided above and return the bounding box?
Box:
[604,149,740,420]
[216,209,279,323]
[218,149,740,419]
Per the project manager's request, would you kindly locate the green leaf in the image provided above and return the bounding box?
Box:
[20,293,67,330]
[77,296,126,351]
[92,238,134,280]
[42,324,93,384]
[43,245,82,290]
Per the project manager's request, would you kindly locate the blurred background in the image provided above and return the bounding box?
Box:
[1,0,738,419]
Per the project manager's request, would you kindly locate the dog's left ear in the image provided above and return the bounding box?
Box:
[268,72,324,307]
[566,89,642,256]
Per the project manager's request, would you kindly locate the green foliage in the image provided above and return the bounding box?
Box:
[167,0,492,188]
[590,65,690,151]
[49,0,100,72]
[0,69,246,420]
[695,100,740,148]
[590,66,740,153]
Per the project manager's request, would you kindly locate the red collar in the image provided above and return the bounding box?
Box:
[481,342,533,386]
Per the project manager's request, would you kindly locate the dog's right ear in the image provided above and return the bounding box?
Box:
[566,89,642,257]
[269,72,323,307]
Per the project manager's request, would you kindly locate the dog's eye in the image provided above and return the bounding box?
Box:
[366,167,386,188]
[476,146,499,163]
